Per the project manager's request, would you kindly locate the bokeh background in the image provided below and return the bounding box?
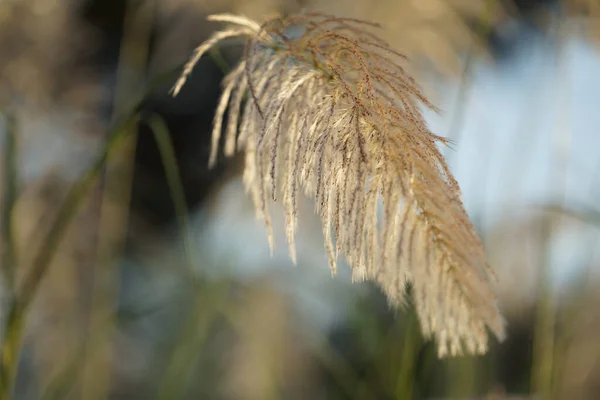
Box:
[1,0,599,399]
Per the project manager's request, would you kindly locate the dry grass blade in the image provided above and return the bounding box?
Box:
[173,11,505,356]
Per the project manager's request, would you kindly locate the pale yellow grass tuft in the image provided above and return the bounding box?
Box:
[173,11,505,356]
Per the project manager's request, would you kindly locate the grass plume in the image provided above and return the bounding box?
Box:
[173,11,505,356]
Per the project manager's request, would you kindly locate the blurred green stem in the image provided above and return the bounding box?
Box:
[147,115,195,271]
[155,281,231,400]
[0,116,18,397]
[305,329,369,400]
[395,313,420,400]
[1,113,17,289]
[0,111,18,398]
[148,114,222,399]
[531,216,556,399]
[532,14,571,399]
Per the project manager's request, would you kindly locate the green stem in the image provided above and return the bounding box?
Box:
[1,113,18,289]
[147,113,221,399]
[395,313,420,400]
[155,281,231,400]
[0,113,20,398]
[0,304,23,399]
[147,115,195,273]
[531,216,556,399]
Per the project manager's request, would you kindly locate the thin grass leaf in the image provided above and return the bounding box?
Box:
[0,113,19,397]
[1,113,18,289]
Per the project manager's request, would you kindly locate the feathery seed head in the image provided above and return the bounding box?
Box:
[173,11,505,357]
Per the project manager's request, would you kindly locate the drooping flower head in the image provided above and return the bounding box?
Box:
[173,11,505,356]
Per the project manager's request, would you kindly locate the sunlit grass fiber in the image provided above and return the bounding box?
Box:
[173,11,505,356]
